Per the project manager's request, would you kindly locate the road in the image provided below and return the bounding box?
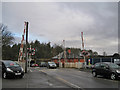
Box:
[2,67,120,90]
[2,67,70,89]
[37,67,120,89]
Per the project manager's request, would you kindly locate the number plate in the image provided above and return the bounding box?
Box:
[15,73,21,75]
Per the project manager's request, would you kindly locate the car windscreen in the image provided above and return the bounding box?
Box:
[48,62,55,64]
[4,61,20,67]
[41,62,46,64]
[109,63,120,69]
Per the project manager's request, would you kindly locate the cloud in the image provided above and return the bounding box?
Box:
[2,2,118,55]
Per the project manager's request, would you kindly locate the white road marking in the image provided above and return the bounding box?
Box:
[30,69,33,72]
[39,70,46,73]
[35,67,40,69]
[47,82,53,86]
[56,76,81,88]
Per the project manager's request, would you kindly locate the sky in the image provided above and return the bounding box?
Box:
[2,1,118,55]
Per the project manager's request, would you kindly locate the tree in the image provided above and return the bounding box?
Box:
[93,51,98,56]
[11,44,20,60]
[51,45,63,57]
[2,45,12,60]
[0,24,14,46]
[88,50,93,56]
[0,24,15,60]
[113,53,120,57]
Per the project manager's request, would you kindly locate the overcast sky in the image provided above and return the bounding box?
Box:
[2,2,118,55]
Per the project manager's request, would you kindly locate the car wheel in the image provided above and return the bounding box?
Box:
[3,72,7,79]
[110,73,116,80]
[92,72,97,77]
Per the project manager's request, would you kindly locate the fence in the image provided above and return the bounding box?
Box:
[15,61,25,72]
[59,57,120,69]
[59,62,84,69]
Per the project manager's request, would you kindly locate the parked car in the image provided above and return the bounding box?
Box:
[31,63,38,67]
[40,62,47,67]
[47,62,57,69]
[0,60,24,79]
[92,62,120,80]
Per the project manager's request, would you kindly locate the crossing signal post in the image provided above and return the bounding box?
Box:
[81,32,89,69]
[81,50,88,68]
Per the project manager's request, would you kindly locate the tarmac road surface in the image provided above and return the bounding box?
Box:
[2,67,120,90]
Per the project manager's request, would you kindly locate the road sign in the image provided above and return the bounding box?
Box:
[68,49,71,54]
[81,50,88,56]
[27,48,35,55]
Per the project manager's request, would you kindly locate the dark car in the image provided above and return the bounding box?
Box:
[92,62,120,80]
[1,60,24,79]
[47,62,57,69]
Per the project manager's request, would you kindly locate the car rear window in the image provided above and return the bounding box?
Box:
[109,63,120,69]
[95,63,100,68]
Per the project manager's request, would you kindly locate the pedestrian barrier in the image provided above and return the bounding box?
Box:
[59,62,84,69]
[19,62,25,72]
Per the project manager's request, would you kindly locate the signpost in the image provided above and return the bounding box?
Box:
[81,50,88,68]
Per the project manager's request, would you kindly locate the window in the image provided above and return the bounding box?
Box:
[109,63,119,69]
[4,61,20,67]
[101,63,107,69]
[95,63,100,68]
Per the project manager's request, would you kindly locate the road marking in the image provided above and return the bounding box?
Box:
[56,76,81,89]
[39,69,82,88]
[46,82,53,86]
[30,69,33,72]
[35,67,40,69]
[39,70,46,73]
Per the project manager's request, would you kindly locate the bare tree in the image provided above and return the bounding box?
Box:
[0,23,14,46]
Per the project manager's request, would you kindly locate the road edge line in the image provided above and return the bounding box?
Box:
[55,76,82,89]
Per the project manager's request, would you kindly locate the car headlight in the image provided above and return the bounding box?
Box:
[116,70,120,73]
[7,68,13,72]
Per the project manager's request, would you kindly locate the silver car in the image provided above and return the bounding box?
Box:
[47,62,57,69]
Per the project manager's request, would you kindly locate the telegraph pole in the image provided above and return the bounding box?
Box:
[25,22,29,73]
[29,45,32,71]
[63,40,66,68]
